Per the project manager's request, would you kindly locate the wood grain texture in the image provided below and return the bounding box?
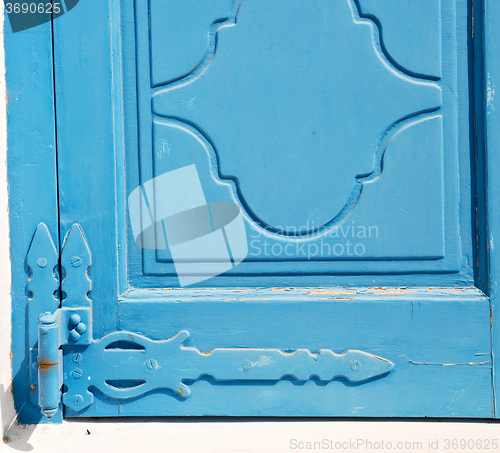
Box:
[52,0,122,338]
[484,0,500,417]
[90,292,492,418]
[5,17,60,423]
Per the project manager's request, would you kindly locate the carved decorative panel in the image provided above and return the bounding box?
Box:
[125,0,470,286]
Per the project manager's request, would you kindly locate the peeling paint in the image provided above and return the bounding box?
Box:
[409,360,491,366]
[487,76,495,109]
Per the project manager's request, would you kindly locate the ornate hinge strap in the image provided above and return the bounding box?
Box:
[27,223,92,418]
[62,330,394,412]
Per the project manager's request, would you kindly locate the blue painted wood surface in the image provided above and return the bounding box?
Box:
[6,0,499,420]
[129,0,474,287]
[472,0,489,296]
[47,0,494,417]
[4,16,61,424]
[355,0,442,79]
[484,0,500,417]
[92,288,492,418]
[52,0,121,339]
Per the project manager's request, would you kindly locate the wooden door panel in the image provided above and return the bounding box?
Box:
[44,0,492,418]
[62,288,492,417]
[122,0,471,287]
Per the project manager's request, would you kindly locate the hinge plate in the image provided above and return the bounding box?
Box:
[62,330,394,413]
[27,223,92,418]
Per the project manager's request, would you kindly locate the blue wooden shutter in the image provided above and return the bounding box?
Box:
[6,0,497,421]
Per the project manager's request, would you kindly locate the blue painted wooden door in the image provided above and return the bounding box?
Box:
[48,0,492,417]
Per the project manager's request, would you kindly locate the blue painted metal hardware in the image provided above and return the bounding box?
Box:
[27,223,92,419]
[28,223,393,416]
[62,330,394,413]
[36,305,92,418]
[37,313,59,418]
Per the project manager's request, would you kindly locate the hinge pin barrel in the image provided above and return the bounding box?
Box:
[38,312,60,418]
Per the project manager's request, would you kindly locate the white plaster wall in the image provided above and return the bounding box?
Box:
[0,4,15,444]
[4,418,500,452]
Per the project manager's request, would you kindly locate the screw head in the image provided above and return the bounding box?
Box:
[350,360,362,372]
[71,368,83,379]
[177,384,190,398]
[73,394,83,406]
[75,322,86,335]
[242,360,252,370]
[70,330,82,342]
[37,257,48,268]
[145,359,158,370]
[71,353,83,363]
[70,314,81,326]
[71,256,82,268]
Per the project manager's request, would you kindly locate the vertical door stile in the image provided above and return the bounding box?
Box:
[484,0,500,417]
[5,10,60,423]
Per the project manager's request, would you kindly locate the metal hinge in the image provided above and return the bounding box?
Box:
[27,223,92,418]
[27,223,394,419]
